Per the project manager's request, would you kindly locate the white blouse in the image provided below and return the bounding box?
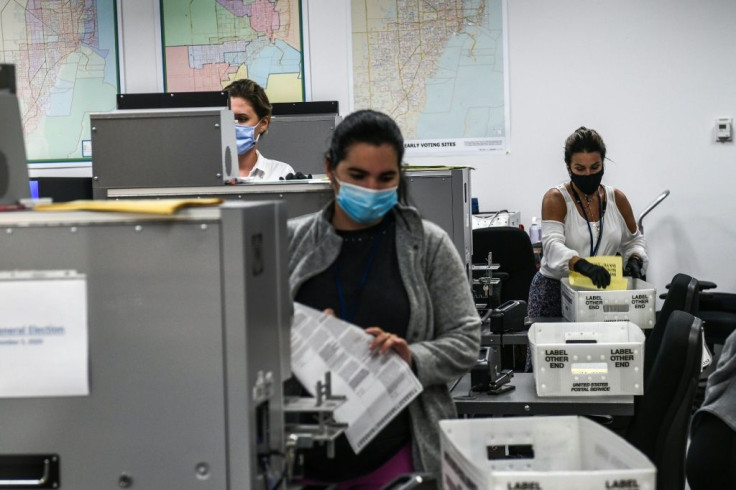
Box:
[247,150,295,180]
[539,184,648,280]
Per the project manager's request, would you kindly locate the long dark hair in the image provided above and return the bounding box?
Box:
[564,126,607,167]
[326,109,408,203]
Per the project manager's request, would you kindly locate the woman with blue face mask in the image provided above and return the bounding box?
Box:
[287,110,481,486]
[222,79,295,180]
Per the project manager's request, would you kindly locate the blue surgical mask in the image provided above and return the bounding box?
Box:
[235,120,262,155]
[335,178,398,224]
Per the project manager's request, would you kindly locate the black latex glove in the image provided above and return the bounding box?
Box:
[280,171,313,180]
[624,256,644,279]
[573,258,611,288]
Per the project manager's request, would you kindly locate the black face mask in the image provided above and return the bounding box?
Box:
[570,167,604,195]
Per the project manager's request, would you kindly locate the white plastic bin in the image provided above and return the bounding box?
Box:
[560,277,656,329]
[440,416,656,490]
[528,321,645,397]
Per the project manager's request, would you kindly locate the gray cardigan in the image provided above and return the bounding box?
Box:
[287,203,481,477]
[694,330,736,431]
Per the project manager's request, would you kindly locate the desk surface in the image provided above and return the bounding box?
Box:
[451,373,634,416]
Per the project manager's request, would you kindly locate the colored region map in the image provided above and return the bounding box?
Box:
[351,0,508,154]
[161,0,303,102]
[0,1,119,161]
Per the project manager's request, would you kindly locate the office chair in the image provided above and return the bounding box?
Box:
[471,226,537,305]
[645,273,700,383]
[472,226,536,371]
[625,310,703,490]
[660,279,736,351]
[657,276,733,410]
[659,281,736,351]
[694,282,736,350]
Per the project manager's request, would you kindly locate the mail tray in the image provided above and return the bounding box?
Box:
[561,277,656,329]
[528,321,645,397]
[440,416,656,490]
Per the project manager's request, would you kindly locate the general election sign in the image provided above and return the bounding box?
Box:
[0,270,89,398]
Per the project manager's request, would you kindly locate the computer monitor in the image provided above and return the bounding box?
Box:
[31,177,93,202]
[0,92,30,204]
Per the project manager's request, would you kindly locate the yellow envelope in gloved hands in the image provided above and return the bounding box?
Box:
[569,255,628,290]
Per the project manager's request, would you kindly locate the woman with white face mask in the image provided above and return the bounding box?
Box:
[287,110,480,486]
[223,79,294,180]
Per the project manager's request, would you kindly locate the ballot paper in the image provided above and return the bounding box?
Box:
[569,255,628,290]
[0,270,89,397]
[291,302,423,453]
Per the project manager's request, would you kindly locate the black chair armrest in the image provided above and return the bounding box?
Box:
[665,280,717,291]
[700,292,736,313]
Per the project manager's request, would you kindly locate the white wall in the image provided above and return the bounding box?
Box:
[122,0,736,299]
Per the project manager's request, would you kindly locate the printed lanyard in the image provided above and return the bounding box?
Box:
[333,226,385,323]
[570,186,605,257]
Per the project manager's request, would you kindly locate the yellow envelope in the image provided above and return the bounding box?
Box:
[34,198,223,215]
[569,255,627,290]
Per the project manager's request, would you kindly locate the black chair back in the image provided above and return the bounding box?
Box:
[697,291,736,348]
[472,226,536,304]
[645,273,699,382]
[626,310,703,490]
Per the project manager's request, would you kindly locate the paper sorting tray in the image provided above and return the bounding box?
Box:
[528,321,645,397]
[440,416,656,490]
[561,277,656,329]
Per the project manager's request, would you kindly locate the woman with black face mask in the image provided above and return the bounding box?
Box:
[525,127,648,370]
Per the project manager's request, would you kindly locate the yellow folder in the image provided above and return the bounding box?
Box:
[569,255,628,290]
[34,198,223,215]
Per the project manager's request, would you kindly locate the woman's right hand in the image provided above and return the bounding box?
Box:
[573,258,611,288]
[365,327,412,366]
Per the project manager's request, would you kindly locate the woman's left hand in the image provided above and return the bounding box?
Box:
[365,327,412,366]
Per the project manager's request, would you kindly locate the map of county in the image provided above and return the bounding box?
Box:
[351,0,508,154]
[161,0,303,102]
[0,0,119,161]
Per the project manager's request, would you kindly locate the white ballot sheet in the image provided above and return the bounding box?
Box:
[0,270,89,398]
[291,302,423,453]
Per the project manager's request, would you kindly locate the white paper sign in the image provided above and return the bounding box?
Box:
[701,331,713,372]
[0,270,89,397]
[291,302,423,453]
